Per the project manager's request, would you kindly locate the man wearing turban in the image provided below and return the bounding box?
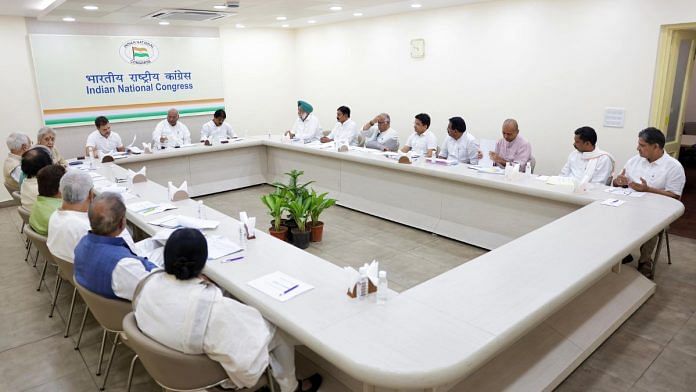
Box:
[285,100,322,142]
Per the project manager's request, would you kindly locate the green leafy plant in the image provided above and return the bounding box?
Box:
[272,170,314,201]
[285,194,312,232]
[309,190,337,226]
[260,193,287,231]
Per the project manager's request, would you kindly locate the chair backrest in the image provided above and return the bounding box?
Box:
[53,256,75,284]
[9,189,21,204]
[73,279,132,332]
[24,225,53,264]
[17,206,31,225]
[101,155,115,163]
[121,313,228,391]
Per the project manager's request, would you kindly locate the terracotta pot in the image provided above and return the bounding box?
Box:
[310,221,324,242]
[268,226,288,241]
[290,228,311,249]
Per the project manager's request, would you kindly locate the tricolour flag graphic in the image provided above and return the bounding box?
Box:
[132,47,150,58]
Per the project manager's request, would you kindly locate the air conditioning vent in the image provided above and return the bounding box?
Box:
[145,9,235,22]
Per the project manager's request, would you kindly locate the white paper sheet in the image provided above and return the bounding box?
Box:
[248,271,314,302]
[207,235,243,260]
[478,139,497,168]
[128,201,177,216]
[601,198,626,207]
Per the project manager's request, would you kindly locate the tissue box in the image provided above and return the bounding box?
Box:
[346,279,378,298]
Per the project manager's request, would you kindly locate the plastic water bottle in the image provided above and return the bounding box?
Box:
[197,200,205,219]
[377,271,388,305]
[358,266,369,300]
[525,161,532,176]
[239,223,247,250]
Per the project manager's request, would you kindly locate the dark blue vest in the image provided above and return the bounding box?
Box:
[74,232,157,300]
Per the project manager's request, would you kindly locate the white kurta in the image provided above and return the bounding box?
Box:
[560,149,614,184]
[440,132,480,164]
[200,120,237,141]
[290,113,321,142]
[363,126,399,151]
[327,119,359,146]
[85,130,124,154]
[20,177,38,210]
[623,153,686,196]
[153,120,191,149]
[405,130,438,155]
[134,273,298,392]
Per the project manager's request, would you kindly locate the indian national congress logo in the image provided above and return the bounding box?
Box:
[119,40,159,65]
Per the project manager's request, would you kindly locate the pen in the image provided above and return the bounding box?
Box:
[223,256,244,263]
[281,284,299,296]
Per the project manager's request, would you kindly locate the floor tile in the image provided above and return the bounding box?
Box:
[633,343,696,392]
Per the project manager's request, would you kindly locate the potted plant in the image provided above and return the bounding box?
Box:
[261,193,288,241]
[285,194,312,249]
[273,170,312,241]
[308,190,337,242]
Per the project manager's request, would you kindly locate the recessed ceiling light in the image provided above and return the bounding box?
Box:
[83,5,98,11]
[353,12,363,16]
[411,4,422,8]
[329,6,342,11]
[276,16,287,21]
[158,21,170,25]
[214,5,227,9]
[281,24,289,28]
[235,23,245,28]
[62,16,75,22]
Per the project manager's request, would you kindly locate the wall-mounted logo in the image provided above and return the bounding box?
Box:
[119,40,159,65]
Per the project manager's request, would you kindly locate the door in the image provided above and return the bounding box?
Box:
[661,31,696,157]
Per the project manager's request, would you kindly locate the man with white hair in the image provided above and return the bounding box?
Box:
[4,132,31,193]
[153,108,191,149]
[362,113,399,152]
[47,172,138,263]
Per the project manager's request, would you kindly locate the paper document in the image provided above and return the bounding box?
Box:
[248,271,314,302]
[546,176,575,186]
[601,198,626,207]
[469,165,504,174]
[128,201,177,216]
[207,235,243,259]
[478,139,497,168]
[604,187,646,198]
[427,157,458,166]
[148,215,220,230]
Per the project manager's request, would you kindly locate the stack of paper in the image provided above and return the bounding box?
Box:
[207,235,243,259]
[149,215,219,230]
[128,201,177,216]
[248,271,314,302]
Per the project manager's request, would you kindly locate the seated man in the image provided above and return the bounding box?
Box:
[490,119,532,171]
[28,165,65,236]
[362,113,399,152]
[401,113,437,157]
[4,132,31,193]
[285,100,321,142]
[85,116,125,157]
[613,127,686,278]
[438,117,479,164]
[74,193,157,300]
[321,106,358,146]
[559,126,614,184]
[201,109,237,142]
[153,109,191,149]
[133,229,322,392]
[20,147,53,210]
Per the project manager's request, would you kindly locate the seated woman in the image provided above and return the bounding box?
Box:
[133,228,321,392]
[36,127,67,166]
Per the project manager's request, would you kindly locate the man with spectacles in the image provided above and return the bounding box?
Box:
[362,113,399,152]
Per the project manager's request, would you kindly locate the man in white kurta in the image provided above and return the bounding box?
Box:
[559,126,614,184]
[153,109,191,149]
[4,132,31,193]
[200,109,237,142]
[438,116,479,164]
[321,106,359,146]
[362,113,399,151]
[402,113,437,157]
[613,127,686,278]
[85,116,125,157]
[286,100,321,142]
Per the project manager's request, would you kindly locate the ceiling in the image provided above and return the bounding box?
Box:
[0,0,492,29]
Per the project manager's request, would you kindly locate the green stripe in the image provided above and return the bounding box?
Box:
[133,52,149,58]
[44,106,224,126]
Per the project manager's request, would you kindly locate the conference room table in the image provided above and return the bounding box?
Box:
[94,136,683,391]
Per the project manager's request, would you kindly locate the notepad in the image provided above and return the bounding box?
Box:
[248,272,314,302]
[207,235,243,260]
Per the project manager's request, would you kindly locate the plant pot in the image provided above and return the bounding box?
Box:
[284,219,298,242]
[268,226,288,241]
[310,221,324,242]
[290,228,311,249]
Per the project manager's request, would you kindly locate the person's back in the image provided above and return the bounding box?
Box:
[20,147,53,210]
[29,164,65,235]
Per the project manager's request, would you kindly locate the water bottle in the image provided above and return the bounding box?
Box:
[239,223,247,250]
[197,200,205,219]
[357,266,369,300]
[377,271,388,305]
[525,161,532,176]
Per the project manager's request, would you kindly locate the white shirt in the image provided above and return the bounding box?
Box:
[363,126,399,151]
[20,177,38,210]
[153,120,191,149]
[290,113,321,142]
[405,130,438,155]
[623,152,686,196]
[560,150,614,184]
[85,130,123,154]
[134,273,276,389]
[200,120,236,141]
[440,132,479,164]
[327,119,359,146]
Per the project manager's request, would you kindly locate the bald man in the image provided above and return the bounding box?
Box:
[488,119,533,171]
[153,109,191,149]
